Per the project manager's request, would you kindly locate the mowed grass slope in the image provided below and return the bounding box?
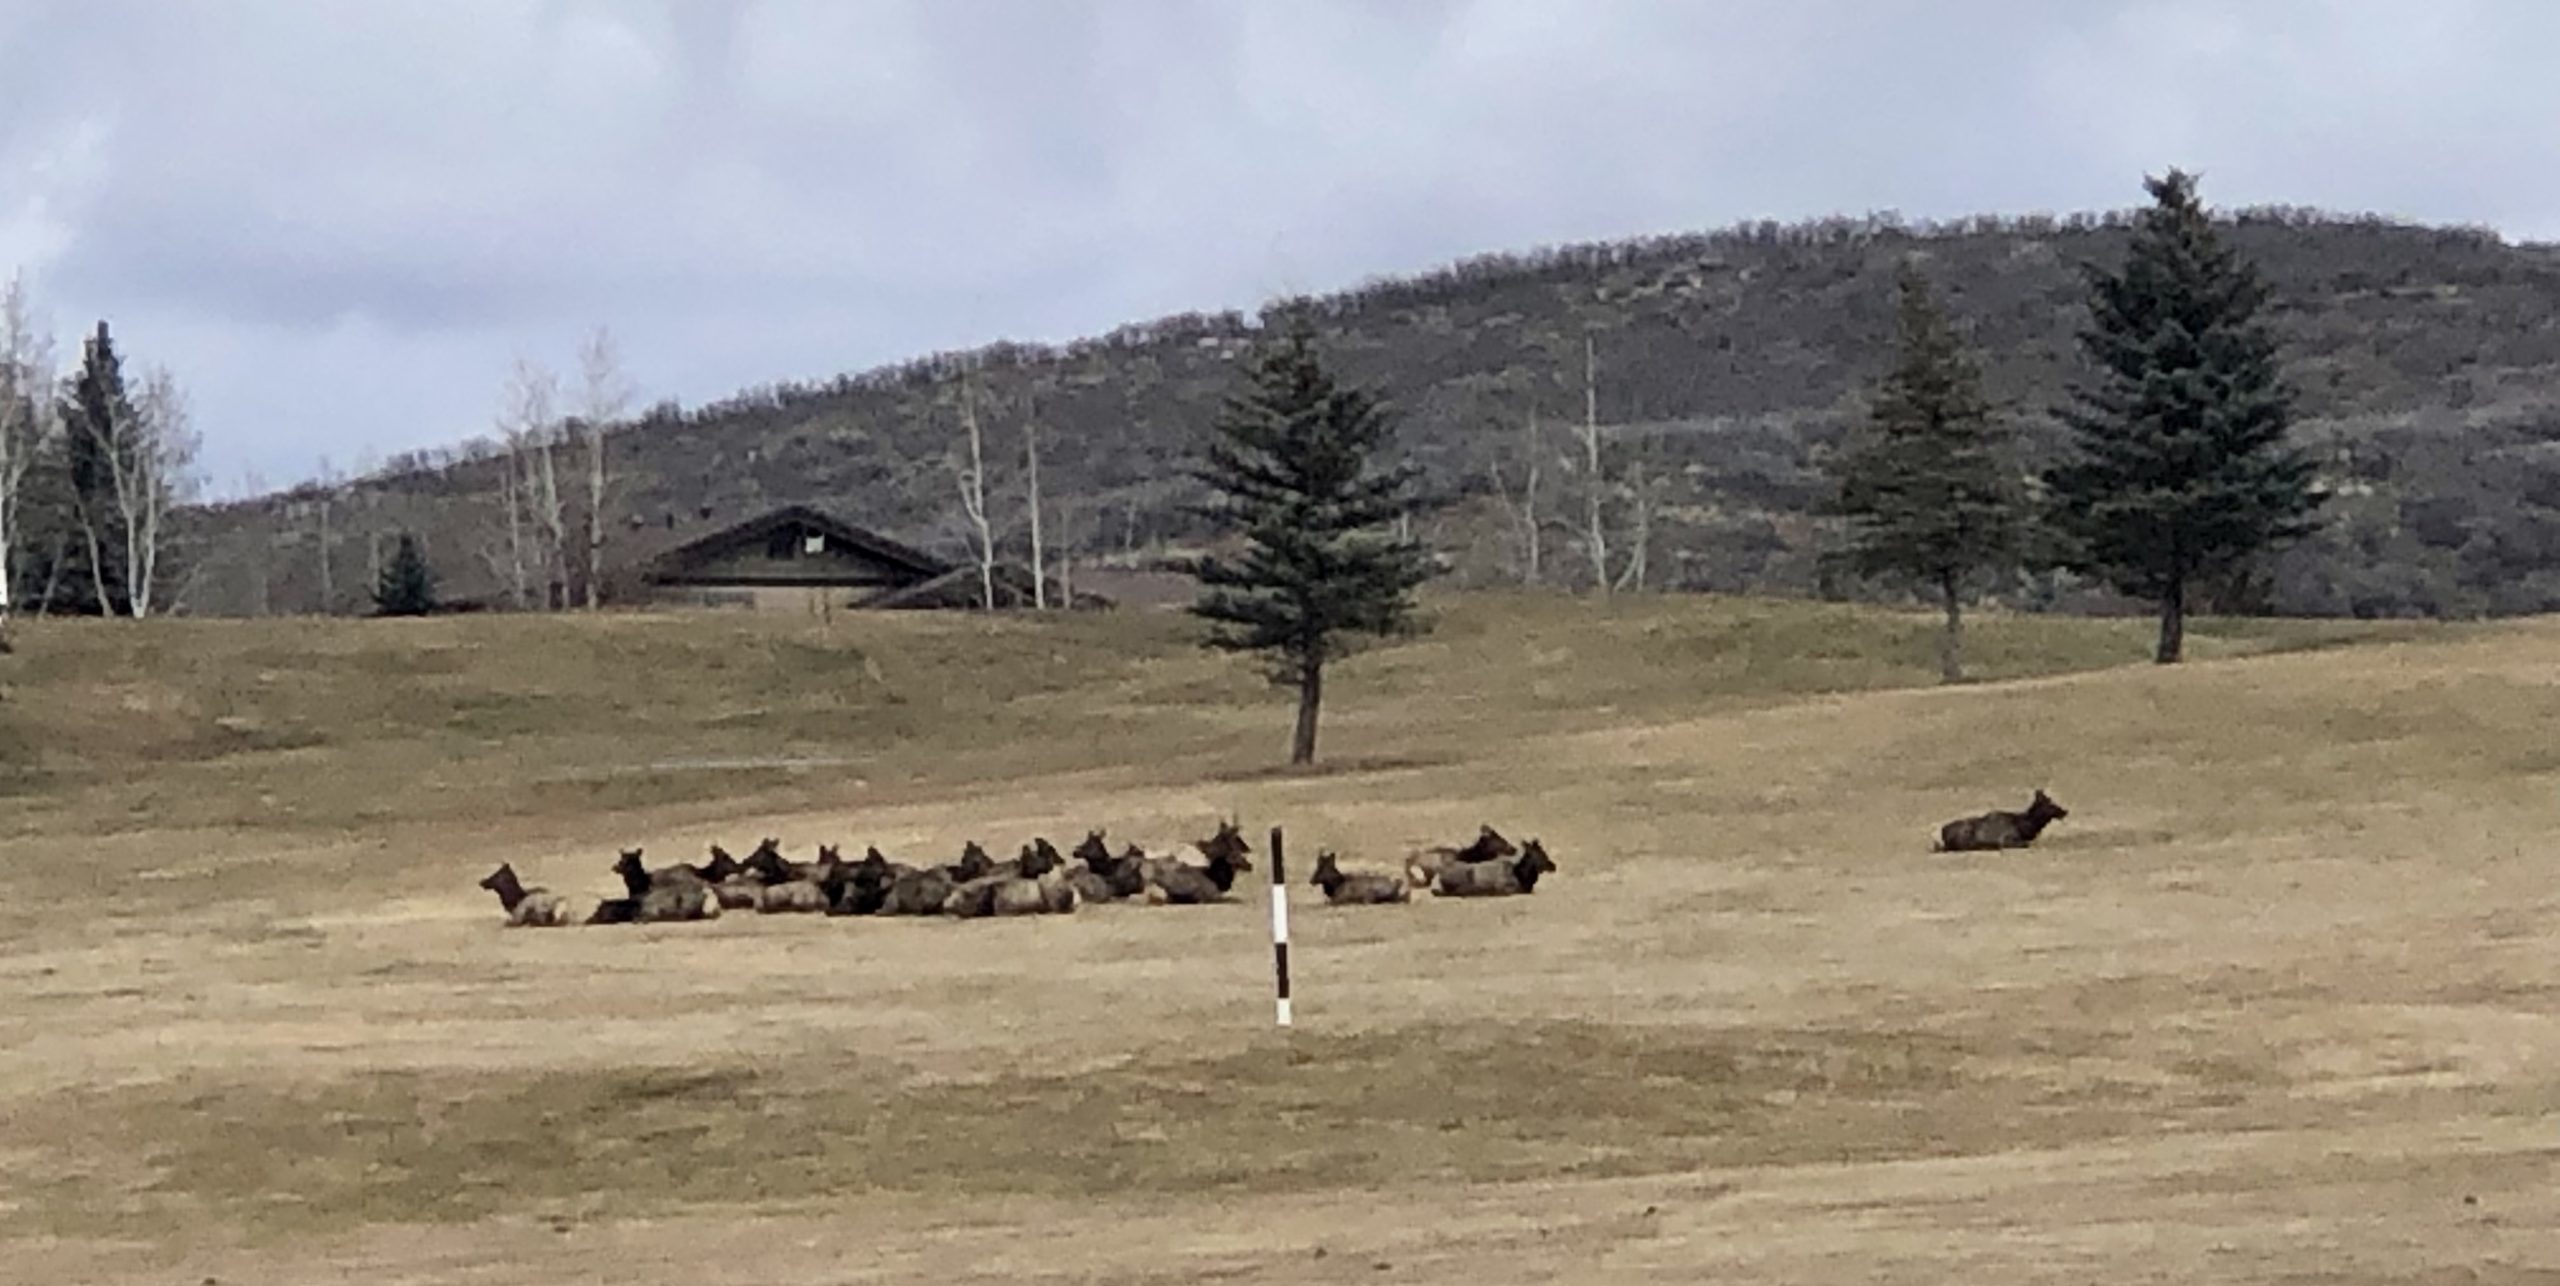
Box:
[8,595,2560,1285]
[0,592,2412,841]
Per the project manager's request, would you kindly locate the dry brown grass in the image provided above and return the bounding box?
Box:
[5,593,2556,1283]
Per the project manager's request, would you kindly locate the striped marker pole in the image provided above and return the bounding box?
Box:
[1269,825,1293,1028]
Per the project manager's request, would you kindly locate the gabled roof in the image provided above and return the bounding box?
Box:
[858,564,1115,611]
[640,503,953,584]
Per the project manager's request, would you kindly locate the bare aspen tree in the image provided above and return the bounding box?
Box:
[1056,502,1075,607]
[1487,407,1544,586]
[533,425,565,609]
[499,359,567,609]
[0,275,53,648]
[954,369,997,610]
[1613,457,1658,593]
[492,432,529,609]
[1579,334,1610,595]
[104,366,197,618]
[311,455,339,614]
[1023,393,1047,609]
[575,326,633,610]
[240,470,273,616]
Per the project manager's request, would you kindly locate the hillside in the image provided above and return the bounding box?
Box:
[11,600,2560,1282]
[179,207,2560,620]
[0,593,2412,842]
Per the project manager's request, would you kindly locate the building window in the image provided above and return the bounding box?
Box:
[767,529,799,560]
[803,533,826,555]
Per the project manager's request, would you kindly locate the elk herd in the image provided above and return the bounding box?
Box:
[476,820,1563,929]
[475,786,2069,931]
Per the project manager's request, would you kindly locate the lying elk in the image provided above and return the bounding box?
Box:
[878,842,987,916]
[607,848,722,923]
[1310,850,1409,906]
[750,841,834,914]
[944,841,1076,918]
[948,841,998,883]
[821,846,905,916]
[1144,825,1255,906]
[1934,789,2069,853]
[1069,830,1147,903]
[1129,819,1247,881]
[739,837,806,884]
[703,844,764,910]
[1404,825,1519,889]
[478,863,574,927]
[1432,839,1557,898]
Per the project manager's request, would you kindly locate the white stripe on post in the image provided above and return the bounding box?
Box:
[1269,825,1292,1028]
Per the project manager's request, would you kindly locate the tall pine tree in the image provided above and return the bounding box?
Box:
[1826,265,2024,682]
[2046,169,2325,663]
[60,320,134,616]
[372,532,438,617]
[1190,316,1434,766]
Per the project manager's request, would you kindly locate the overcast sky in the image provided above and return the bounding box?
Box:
[3,0,2555,494]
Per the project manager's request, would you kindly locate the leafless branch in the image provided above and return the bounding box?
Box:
[1580,333,1610,596]
[955,368,996,610]
[0,274,55,645]
[576,325,633,611]
[1024,392,1047,610]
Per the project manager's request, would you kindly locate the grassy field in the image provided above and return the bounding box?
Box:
[5,591,2558,1284]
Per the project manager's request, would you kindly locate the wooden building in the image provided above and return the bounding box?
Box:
[629,504,1100,613]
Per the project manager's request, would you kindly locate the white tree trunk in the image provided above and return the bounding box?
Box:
[1613,458,1654,593]
[1057,503,1074,607]
[0,275,53,646]
[497,435,528,610]
[1024,398,1046,610]
[1522,408,1542,586]
[576,326,632,611]
[956,372,996,611]
[1581,334,1609,596]
[1489,407,1544,587]
[99,366,195,619]
[534,428,564,609]
[502,359,566,610]
[233,470,272,617]
[315,465,335,615]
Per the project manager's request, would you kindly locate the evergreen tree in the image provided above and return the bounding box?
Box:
[59,321,133,616]
[1826,265,2024,682]
[11,424,84,616]
[1189,316,1435,765]
[372,532,438,617]
[2045,169,2325,663]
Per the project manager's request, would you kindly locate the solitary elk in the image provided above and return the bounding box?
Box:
[1934,789,2069,852]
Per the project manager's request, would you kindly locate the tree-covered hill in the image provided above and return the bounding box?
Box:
[177,206,2560,620]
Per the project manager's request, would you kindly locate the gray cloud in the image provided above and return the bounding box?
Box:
[1,0,2553,490]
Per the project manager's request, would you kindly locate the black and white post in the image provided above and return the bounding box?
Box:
[1269,825,1293,1028]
